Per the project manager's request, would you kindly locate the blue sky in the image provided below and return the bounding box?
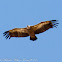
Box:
[0,0,62,62]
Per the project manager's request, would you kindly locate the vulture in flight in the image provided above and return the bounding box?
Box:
[3,20,59,41]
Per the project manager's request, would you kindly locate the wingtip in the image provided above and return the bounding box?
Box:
[51,20,59,28]
[3,31,10,39]
[51,20,57,21]
[51,20,58,22]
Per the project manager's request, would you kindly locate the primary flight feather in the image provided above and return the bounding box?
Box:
[3,20,59,41]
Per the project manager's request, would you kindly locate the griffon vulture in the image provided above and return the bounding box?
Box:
[3,20,59,41]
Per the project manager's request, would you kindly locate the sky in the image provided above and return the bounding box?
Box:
[0,0,62,62]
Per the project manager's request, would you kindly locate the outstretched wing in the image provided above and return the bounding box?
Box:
[31,20,59,34]
[3,28,29,39]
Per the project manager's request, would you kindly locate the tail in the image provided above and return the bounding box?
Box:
[30,36,37,41]
[3,31,11,39]
[51,20,59,28]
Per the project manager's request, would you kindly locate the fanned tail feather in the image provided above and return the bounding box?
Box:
[30,36,37,41]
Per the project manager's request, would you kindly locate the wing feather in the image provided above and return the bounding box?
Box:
[3,28,29,39]
[31,20,58,34]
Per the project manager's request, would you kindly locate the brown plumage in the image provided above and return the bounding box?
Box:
[3,20,59,41]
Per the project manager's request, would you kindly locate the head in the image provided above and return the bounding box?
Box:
[27,25,31,29]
